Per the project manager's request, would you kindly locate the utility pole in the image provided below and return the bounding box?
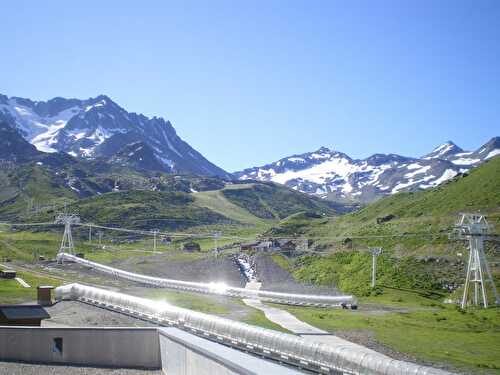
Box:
[55,213,81,263]
[370,247,383,288]
[98,231,103,246]
[152,229,159,252]
[213,231,221,257]
[88,223,93,243]
[450,213,499,309]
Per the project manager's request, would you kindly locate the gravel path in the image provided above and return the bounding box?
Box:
[0,362,162,375]
[254,253,340,295]
[111,253,245,287]
[43,301,159,327]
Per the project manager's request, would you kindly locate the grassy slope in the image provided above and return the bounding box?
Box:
[222,182,337,219]
[34,190,232,231]
[0,230,65,262]
[0,165,77,220]
[273,156,500,244]
[269,157,500,295]
[193,186,269,225]
[265,159,500,373]
[0,270,62,303]
[281,288,500,374]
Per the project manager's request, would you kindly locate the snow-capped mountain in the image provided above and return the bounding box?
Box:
[422,139,500,166]
[0,93,230,178]
[0,121,42,162]
[234,138,499,202]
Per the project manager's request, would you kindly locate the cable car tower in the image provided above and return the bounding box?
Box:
[55,213,80,263]
[450,213,499,309]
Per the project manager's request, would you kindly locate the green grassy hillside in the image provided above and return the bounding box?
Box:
[31,190,233,231]
[270,156,500,246]
[269,157,500,297]
[222,182,338,219]
[193,185,271,225]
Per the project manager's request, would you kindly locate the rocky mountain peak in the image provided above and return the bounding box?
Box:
[235,137,499,203]
[0,92,231,178]
[423,141,464,160]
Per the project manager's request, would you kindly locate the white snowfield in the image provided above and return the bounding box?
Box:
[486,149,500,159]
[238,140,499,202]
[55,283,455,375]
[0,99,80,152]
[58,253,354,307]
[0,97,125,154]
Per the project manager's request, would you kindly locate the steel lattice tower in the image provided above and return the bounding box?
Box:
[55,214,81,263]
[450,213,499,309]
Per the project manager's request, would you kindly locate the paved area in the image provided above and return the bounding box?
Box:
[0,362,162,375]
[43,301,158,328]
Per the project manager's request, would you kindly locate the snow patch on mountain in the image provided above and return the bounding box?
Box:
[0,93,231,178]
[486,149,500,159]
[235,138,499,203]
[432,169,458,185]
[0,99,80,152]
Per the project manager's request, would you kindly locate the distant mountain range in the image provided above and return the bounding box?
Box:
[0,93,230,178]
[1,92,498,205]
[234,138,500,203]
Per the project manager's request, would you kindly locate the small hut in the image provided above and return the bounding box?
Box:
[0,269,16,279]
[183,241,201,252]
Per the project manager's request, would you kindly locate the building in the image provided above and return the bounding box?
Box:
[182,241,201,252]
[240,242,259,251]
[0,304,50,326]
[0,269,16,279]
[254,241,273,251]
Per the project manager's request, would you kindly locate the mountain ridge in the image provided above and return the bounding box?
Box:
[0,93,231,178]
[234,138,499,203]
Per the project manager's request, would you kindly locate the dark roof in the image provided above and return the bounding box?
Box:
[0,304,50,320]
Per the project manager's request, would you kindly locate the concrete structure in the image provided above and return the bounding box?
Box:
[0,327,161,369]
[0,269,16,279]
[55,283,455,375]
[0,326,301,374]
[0,305,49,326]
[37,286,55,306]
[158,328,301,375]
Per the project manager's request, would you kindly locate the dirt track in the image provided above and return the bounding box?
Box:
[254,253,341,295]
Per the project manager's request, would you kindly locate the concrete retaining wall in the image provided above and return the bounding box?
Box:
[158,327,301,375]
[0,326,301,374]
[0,327,161,369]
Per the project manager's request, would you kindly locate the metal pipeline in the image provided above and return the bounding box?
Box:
[55,283,454,375]
[58,252,354,307]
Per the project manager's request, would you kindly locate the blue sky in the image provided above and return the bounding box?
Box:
[1,0,499,171]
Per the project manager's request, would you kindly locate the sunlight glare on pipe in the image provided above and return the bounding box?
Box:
[208,282,229,294]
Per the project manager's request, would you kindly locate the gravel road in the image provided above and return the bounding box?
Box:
[0,362,162,375]
[43,301,159,327]
[254,253,341,295]
[112,253,246,287]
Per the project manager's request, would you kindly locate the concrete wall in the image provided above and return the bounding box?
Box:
[158,328,301,375]
[0,327,160,369]
[0,326,301,374]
